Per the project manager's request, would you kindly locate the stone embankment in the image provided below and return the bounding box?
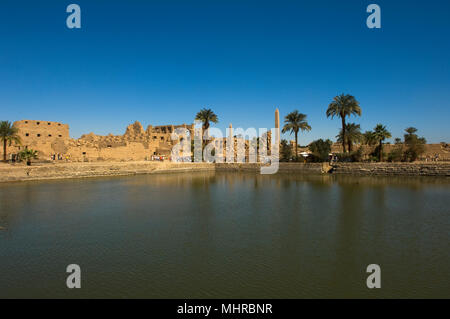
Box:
[332,162,450,176]
[215,162,325,173]
[0,162,449,183]
[0,162,214,182]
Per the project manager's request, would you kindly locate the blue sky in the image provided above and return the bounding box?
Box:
[1,0,449,144]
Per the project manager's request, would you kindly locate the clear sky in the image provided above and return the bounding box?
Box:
[1,0,449,144]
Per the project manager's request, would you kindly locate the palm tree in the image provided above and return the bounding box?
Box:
[281,111,311,159]
[363,130,377,146]
[18,148,38,166]
[336,123,362,152]
[405,127,418,135]
[373,124,392,162]
[195,108,219,133]
[326,94,362,153]
[0,121,21,162]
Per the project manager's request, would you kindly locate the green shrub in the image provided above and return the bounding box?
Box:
[403,128,426,162]
[333,148,363,162]
[351,147,363,162]
[280,139,293,162]
[308,139,332,162]
[387,146,404,162]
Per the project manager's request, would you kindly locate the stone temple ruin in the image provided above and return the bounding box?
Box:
[3,109,280,163]
[7,120,194,162]
[5,112,449,163]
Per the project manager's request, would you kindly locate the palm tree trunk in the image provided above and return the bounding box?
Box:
[3,139,7,162]
[295,132,298,160]
[348,140,352,152]
[379,141,383,162]
[341,117,346,153]
[202,122,209,151]
[202,123,209,140]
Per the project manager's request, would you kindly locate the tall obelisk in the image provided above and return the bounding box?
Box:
[274,108,280,156]
[275,108,280,130]
[227,123,234,163]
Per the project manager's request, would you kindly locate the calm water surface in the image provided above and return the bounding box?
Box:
[0,172,449,298]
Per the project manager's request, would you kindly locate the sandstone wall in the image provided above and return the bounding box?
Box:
[66,142,156,162]
[2,120,71,158]
[14,120,70,141]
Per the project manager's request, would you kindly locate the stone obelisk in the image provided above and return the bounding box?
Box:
[274,108,280,156]
[275,108,280,130]
[227,123,234,163]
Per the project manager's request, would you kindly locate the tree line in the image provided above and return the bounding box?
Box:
[280,93,427,163]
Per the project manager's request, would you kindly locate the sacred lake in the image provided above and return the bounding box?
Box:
[0,172,449,298]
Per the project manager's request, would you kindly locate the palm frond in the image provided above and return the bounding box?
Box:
[282,110,311,135]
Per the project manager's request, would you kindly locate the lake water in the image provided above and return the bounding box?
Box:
[0,172,449,298]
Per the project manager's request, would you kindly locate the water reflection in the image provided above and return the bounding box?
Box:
[0,172,449,298]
